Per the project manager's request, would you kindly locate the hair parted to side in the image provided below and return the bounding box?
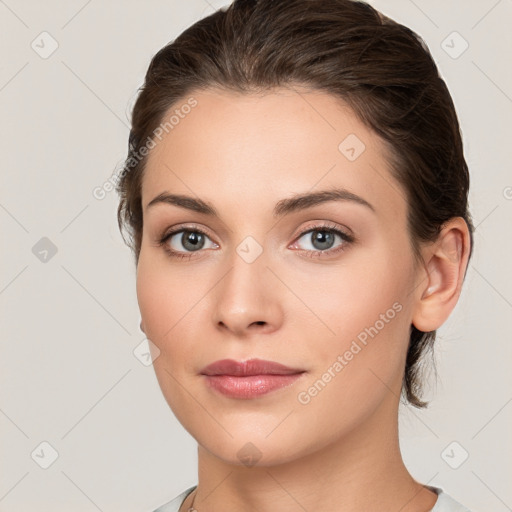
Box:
[116,0,474,408]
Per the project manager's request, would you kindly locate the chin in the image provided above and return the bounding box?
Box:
[190,414,335,469]
[201,436,308,468]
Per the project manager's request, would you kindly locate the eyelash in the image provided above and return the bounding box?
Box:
[157,222,355,261]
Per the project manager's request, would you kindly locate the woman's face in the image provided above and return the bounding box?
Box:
[137,87,423,465]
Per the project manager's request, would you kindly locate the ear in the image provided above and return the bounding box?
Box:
[411,217,471,332]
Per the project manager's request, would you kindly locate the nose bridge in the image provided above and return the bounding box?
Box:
[221,236,270,303]
[212,234,280,334]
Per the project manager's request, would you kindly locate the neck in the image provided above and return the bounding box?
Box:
[184,396,437,512]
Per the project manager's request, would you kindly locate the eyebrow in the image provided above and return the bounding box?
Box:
[145,188,376,217]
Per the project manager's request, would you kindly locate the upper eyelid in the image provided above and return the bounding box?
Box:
[161,223,214,241]
[295,220,352,236]
[161,221,353,245]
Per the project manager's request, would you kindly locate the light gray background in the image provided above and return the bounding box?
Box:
[1,1,511,511]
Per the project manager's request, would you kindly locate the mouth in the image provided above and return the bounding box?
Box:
[200,358,306,399]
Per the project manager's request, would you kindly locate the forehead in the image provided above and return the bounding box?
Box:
[141,87,406,221]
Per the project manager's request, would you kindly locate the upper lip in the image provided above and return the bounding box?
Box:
[200,358,305,376]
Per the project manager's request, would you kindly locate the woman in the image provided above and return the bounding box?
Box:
[116,0,474,510]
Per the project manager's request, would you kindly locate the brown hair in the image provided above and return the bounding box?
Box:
[116,0,474,408]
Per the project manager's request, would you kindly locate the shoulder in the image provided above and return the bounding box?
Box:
[151,485,197,512]
[427,485,474,512]
[149,484,474,512]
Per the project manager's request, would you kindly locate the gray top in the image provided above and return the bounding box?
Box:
[152,484,473,511]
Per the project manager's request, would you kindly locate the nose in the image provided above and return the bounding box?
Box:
[212,252,283,338]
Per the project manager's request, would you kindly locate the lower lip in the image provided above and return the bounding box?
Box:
[203,374,304,398]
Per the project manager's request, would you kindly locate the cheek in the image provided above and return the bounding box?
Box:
[294,290,409,439]
[135,249,214,384]
[136,258,167,343]
[303,246,413,393]
[308,255,409,346]
[136,253,200,416]
[136,251,197,344]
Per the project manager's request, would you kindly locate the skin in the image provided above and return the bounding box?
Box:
[136,87,470,512]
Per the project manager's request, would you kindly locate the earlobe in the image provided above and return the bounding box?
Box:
[412,218,470,332]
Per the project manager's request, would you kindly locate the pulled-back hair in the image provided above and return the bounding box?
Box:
[116,0,474,408]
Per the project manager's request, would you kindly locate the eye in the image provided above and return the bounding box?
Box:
[158,227,218,260]
[290,222,354,258]
[157,221,354,261]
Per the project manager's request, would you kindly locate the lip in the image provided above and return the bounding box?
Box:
[201,358,304,376]
[200,358,306,399]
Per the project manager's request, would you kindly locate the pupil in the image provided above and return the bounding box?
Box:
[183,231,204,251]
[313,230,334,250]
